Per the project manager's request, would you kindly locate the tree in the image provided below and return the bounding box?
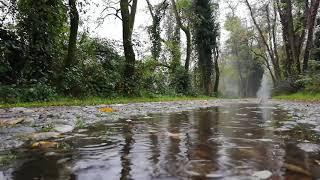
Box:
[224,15,264,97]
[193,0,219,96]
[65,0,79,68]
[164,6,181,70]
[17,0,67,81]
[213,44,219,95]
[171,0,192,71]
[120,0,138,94]
[145,0,168,62]
[276,0,320,75]
[313,17,320,62]
[245,0,282,84]
[303,0,320,72]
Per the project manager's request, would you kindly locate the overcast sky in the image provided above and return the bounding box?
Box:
[83,0,249,51]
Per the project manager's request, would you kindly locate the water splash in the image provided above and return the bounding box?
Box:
[257,72,271,104]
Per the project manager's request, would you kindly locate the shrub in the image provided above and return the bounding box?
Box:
[0,83,58,103]
[170,66,192,95]
[61,61,122,97]
[272,77,302,95]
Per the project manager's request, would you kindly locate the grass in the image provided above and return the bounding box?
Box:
[0,95,216,108]
[274,92,320,102]
[75,118,86,129]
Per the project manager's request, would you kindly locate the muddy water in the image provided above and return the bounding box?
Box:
[1,103,320,179]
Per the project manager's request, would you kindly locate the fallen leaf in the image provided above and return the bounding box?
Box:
[0,118,24,126]
[32,141,58,149]
[99,107,114,113]
[167,132,183,139]
[284,163,311,176]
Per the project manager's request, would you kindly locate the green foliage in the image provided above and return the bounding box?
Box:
[20,83,58,102]
[273,77,301,95]
[193,0,220,95]
[132,58,194,96]
[0,28,27,85]
[0,85,20,103]
[297,60,320,93]
[17,0,67,81]
[223,14,264,97]
[61,35,124,97]
[147,1,168,61]
[170,66,194,95]
[75,118,86,129]
[0,83,58,103]
[135,57,169,95]
[176,0,192,10]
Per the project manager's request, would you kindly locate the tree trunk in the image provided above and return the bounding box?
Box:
[170,0,191,72]
[185,30,191,71]
[120,0,138,94]
[303,0,320,72]
[213,49,219,96]
[198,47,213,96]
[65,0,79,67]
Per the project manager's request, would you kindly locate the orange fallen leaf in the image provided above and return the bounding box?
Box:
[32,141,58,149]
[99,107,114,113]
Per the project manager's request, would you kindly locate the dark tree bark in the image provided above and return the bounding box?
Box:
[170,0,191,72]
[120,0,138,94]
[65,0,79,67]
[213,47,219,96]
[303,0,320,72]
[277,0,311,75]
[198,47,213,95]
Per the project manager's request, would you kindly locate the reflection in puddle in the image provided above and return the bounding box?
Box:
[1,103,320,179]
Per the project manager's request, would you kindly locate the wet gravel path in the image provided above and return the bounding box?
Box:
[0,99,319,151]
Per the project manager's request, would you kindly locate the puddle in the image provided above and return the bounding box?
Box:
[1,103,320,179]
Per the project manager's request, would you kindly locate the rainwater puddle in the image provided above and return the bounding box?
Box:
[1,103,320,179]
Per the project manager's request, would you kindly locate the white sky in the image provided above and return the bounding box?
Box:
[83,0,249,52]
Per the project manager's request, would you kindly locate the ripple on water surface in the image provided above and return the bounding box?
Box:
[1,103,320,179]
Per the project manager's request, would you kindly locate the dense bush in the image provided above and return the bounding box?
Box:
[61,36,124,97]
[0,83,58,103]
[170,66,193,95]
[299,60,320,93]
[61,62,121,97]
[272,77,301,95]
[0,29,26,85]
[273,60,320,95]
[135,58,170,96]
